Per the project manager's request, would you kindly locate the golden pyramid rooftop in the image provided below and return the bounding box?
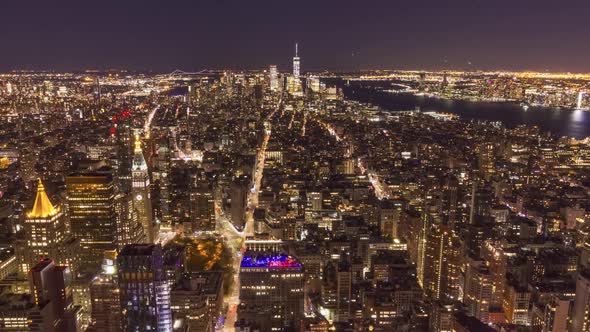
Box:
[27,179,59,218]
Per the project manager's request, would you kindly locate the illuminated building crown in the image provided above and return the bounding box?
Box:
[133,135,148,171]
[28,179,59,218]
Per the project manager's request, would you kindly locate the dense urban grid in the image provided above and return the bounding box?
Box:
[2,46,590,332]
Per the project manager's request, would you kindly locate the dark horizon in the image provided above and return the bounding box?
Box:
[1,0,590,72]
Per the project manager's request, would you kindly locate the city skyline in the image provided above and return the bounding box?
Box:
[3,2,590,331]
[1,0,590,72]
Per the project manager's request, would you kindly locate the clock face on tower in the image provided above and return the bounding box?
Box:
[136,194,143,201]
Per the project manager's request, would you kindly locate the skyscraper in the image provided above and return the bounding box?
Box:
[29,259,81,332]
[90,250,122,332]
[463,258,493,323]
[469,184,493,225]
[269,65,278,92]
[440,174,458,228]
[66,168,117,270]
[477,143,496,179]
[293,43,300,79]
[115,192,146,249]
[118,244,172,332]
[18,179,66,273]
[335,259,352,322]
[421,201,460,301]
[132,135,155,242]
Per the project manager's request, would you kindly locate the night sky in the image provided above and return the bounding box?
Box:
[1,0,589,72]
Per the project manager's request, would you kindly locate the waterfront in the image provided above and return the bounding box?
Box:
[342,81,590,139]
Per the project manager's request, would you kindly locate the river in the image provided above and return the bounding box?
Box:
[339,80,590,139]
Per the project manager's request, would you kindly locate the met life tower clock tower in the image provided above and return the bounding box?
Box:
[132,135,154,242]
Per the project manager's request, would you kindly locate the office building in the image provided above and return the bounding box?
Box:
[67,169,117,270]
[28,259,81,332]
[239,252,304,331]
[89,250,121,332]
[572,270,590,332]
[171,271,224,332]
[118,244,172,332]
[115,192,146,249]
[189,183,216,233]
[269,65,278,92]
[463,258,493,323]
[336,259,352,322]
[18,179,67,273]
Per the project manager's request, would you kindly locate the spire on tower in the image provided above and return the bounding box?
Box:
[134,134,142,154]
[133,135,148,171]
[293,42,301,78]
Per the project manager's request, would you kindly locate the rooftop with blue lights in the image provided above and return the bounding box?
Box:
[240,253,302,268]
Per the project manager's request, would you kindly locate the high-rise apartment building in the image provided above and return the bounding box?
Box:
[422,203,458,301]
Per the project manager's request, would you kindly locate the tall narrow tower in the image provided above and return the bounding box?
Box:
[132,135,154,242]
[293,43,300,79]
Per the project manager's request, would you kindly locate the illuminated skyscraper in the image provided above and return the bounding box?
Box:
[420,202,460,301]
[118,244,172,332]
[114,192,146,249]
[477,143,496,179]
[132,135,155,242]
[269,65,278,91]
[293,43,300,79]
[18,179,66,273]
[66,169,117,270]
